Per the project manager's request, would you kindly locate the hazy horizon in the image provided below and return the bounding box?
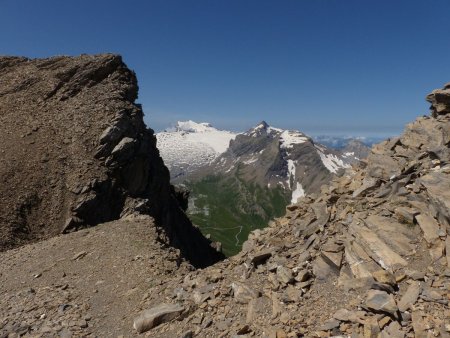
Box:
[152,117,404,139]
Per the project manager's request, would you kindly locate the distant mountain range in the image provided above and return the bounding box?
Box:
[312,135,385,149]
[156,121,371,255]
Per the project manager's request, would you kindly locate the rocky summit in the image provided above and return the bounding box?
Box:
[0,54,222,267]
[1,54,450,338]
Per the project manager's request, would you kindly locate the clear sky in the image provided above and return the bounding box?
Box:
[1,1,450,136]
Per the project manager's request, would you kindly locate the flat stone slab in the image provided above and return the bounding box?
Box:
[421,286,446,304]
[420,172,450,213]
[415,214,440,244]
[344,241,378,280]
[411,311,427,337]
[318,318,340,331]
[364,290,398,316]
[350,221,408,272]
[372,270,396,286]
[250,249,272,266]
[321,250,343,270]
[364,215,415,256]
[398,281,421,312]
[313,256,338,280]
[276,266,294,284]
[394,207,419,224]
[231,282,260,304]
[133,303,185,333]
[352,177,380,198]
[333,308,365,324]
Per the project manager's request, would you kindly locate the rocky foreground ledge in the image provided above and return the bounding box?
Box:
[0,54,222,267]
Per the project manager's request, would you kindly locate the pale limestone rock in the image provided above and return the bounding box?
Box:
[398,281,421,312]
[133,303,184,333]
[415,214,440,244]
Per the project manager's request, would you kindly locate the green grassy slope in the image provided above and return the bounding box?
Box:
[186,175,289,256]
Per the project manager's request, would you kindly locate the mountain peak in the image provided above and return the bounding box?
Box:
[245,121,283,137]
[257,120,269,128]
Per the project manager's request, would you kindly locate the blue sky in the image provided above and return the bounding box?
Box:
[1,1,450,136]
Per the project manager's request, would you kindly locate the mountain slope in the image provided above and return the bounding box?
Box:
[156,121,237,181]
[186,121,353,255]
[187,175,289,256]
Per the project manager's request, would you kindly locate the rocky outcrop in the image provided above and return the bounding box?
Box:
[426,82,450,117]
[133,83,450,337]
[0,54,222,267]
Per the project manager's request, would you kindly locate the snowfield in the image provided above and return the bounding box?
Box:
[156,121,237,175]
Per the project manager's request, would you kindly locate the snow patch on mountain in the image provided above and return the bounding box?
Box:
[316,149,351,174]
[342,151,360,161]
[280,130,308,149]
[286,159,296,188]
[243,157,258,165]
[291,182,305,203]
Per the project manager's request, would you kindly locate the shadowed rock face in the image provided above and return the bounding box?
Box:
[0,54,223,267]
